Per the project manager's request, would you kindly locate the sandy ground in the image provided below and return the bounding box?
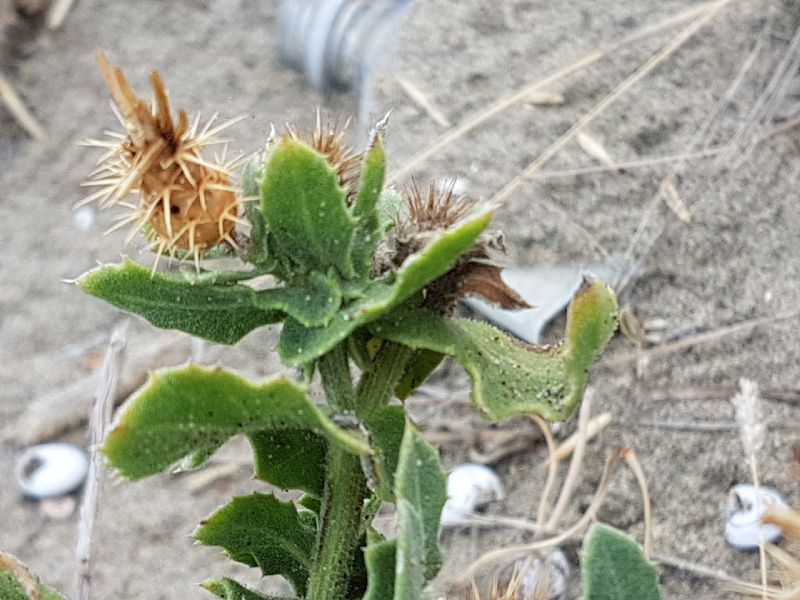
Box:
[1,0,799,598]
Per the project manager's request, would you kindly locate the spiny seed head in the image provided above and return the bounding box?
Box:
[284,111,362,201]
[382,180,528,314]
[80,50,242,266]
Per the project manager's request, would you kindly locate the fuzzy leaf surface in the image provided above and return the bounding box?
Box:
[102,364,369,479]
[241,154,272,268]
[195,493,315,595]
[202,577,293,600]
[581,524,662,600]
[351,135,386,275]
[79,259,281,344]
[253,272,342,327]
[361,405,406,501]
[278,208,493,365]
[261,138,357,277]
[249,429,327,496]
[394,423,446,588]
[0,552,64,600]
[370,277,617,421]
[362,539,397,600]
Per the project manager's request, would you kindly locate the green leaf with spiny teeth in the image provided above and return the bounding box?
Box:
[195,493,316,595]
[277,208,493,365]
[351,134,387,275]
[78,259,281,345]
[260,138,357,278]
[253,271,342,327]
[369,277,618,421]
[102,364,369,480]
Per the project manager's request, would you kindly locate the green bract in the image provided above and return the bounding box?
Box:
[69,124,620,600]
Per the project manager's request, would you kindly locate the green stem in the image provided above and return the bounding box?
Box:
[306,342,412,600]
[307,345,365,600]
[317,344,355,410]
[305,447,367,600]
[356,341,413,414]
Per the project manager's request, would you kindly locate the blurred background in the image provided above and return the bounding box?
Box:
[1,0,798,598]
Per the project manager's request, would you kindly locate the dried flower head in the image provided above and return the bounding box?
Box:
[285,111,361,201]
[80,50,242,267]
[387,180,529,313]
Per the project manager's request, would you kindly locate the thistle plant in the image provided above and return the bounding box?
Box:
[4,53,624,600]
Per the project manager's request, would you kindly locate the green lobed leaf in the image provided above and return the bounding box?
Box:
[261,138,357,277]
[362,539,397,600]
[201,577,293,600]
[253,272,342,327]
[350,134,387,275]
[0,552,64,600]
[195,493,315,595]
[102,364,369,480]
[361,405,406,501]
[78,259,281,344]
[277,208,493,365]
[581,524,663,600]
[249,429,327,496]
[370,277,618,421]
[394,423,446,589]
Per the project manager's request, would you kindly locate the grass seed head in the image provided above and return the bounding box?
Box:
[81,50,242,263]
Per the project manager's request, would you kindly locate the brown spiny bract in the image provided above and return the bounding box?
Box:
[286,112,362,202]
[389,181,529,313]
[80,50,242,266]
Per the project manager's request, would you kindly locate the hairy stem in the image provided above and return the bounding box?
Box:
[306,342,413,599]
[306,447,367,600]
[356,341,413,414]
[318,344,355,410]
[306,345,365,600]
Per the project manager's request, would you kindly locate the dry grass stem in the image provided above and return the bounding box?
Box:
[529,415,558,540]
[545,412,613,465]
[387,1,718,183]
[545,390,593,531]
[490,0,733,208]
[620,448,652,559]
[75,323,127,600]
[463,450,621,581]
[649,385,800,405]
[395,75,451,128]
[531,148,722,179]
[0,71,45,140]
[615,29,765,294]
[600,311,800,368]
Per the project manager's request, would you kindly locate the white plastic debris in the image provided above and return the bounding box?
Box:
[14,443,89,499]
[464,260,635,344]
[516,549,570,600]
[724,483,789,550]
[441,463,504,527]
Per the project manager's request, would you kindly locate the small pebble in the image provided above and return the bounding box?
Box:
[724,483,789,550]
[517,549,570,600]
[72,206,96,231]
[14,443,89,499]
[441,463,504,527]
[40,496,77,520]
